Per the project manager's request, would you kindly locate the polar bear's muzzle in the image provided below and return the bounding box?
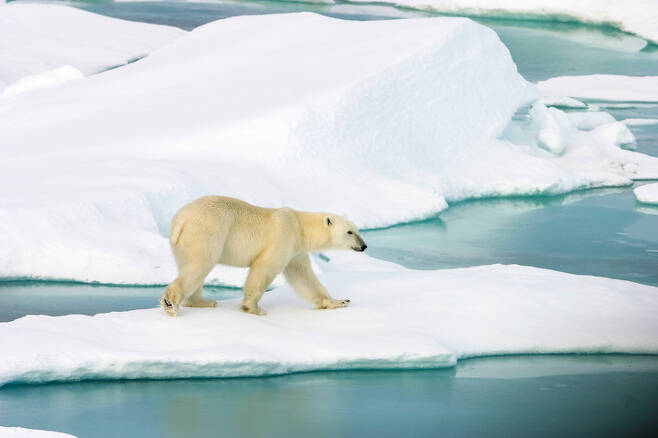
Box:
[352,236,367,252]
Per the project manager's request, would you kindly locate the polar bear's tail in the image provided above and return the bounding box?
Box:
[169,217,186,247]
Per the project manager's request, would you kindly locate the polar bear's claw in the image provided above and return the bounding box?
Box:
[161,297,179,317]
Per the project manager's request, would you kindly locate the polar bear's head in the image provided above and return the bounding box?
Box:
[324,215,367,252]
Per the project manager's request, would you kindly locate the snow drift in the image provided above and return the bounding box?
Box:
[0,4,185,96]
[2,13,658,285]
[1,261,657,386]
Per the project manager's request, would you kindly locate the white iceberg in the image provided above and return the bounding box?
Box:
[537,75,658,102]
[0,427,76,438]
[0,3,185,95]
[634,183,658,205]
[344,0,658,44]
[2,13,658,285]
[1,262,657,386]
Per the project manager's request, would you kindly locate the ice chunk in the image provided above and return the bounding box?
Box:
[0,427,76,438]
[1,264,657,386]
[537,75,658,102]
[588,122,636,147]
[1,13,657,285]
[0,4,185,94]
[344,0,658,44]
[566,111,615,131]
[634,183,658,205]
[528,103,571,154]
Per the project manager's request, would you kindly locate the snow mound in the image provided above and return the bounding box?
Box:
[3,66,84,98]
[1,264,656,386]
[634,183,658,205]
[344,0,658,44]
[0,4,185,94]
[0,427,76,438]
[2,13,658,285]
[537,75,658,102]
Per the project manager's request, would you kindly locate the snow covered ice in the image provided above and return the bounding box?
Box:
[537,75,658,102]
[2,13,658,285]
[0,4,184,96]
[0,427,76,438]
[1,259,657,386]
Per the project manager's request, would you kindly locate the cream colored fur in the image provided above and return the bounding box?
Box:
[161,196,367,316]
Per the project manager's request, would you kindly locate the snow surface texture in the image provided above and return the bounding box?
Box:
[1,261,657,386]
[634,183,658,205]
[2,13,658,285]
[537,75,658,102]
[0,428,76,438]
[0,4,185,95]
[344,0,658,44]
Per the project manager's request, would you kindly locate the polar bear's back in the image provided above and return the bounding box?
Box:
[169,196,291,268]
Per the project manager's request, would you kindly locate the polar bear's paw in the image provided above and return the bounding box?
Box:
[319,298,350,310]
[241,304,267,316]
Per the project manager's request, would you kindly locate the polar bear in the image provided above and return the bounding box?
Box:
[160,196,367,316]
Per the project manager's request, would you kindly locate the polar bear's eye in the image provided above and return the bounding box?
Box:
[347,231,353,235]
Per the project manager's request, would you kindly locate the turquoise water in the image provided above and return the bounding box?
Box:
[364,187,658,286]
[3,1,658,436]
[2,356,657,438]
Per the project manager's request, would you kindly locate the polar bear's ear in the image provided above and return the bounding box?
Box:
[324,216,333,227]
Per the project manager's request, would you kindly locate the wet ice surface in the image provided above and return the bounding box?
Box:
[1,356,656,438]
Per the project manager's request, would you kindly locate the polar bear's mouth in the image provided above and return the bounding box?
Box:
[352,244,367,252]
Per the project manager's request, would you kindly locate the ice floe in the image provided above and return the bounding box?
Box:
[634,183,658,205]
[537,75,658,102]
[623,118,658,126]
[345,0,658,44]
[2,13,658,285]
[0,3,185,95]
[1,263,657,386]
[0,427,76,438]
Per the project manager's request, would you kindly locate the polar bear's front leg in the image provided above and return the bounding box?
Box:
[241,259,282,316]
[181,286,218,308]
[283,254,350,310]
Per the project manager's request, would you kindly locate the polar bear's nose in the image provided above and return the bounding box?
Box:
[360,244,367,251]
